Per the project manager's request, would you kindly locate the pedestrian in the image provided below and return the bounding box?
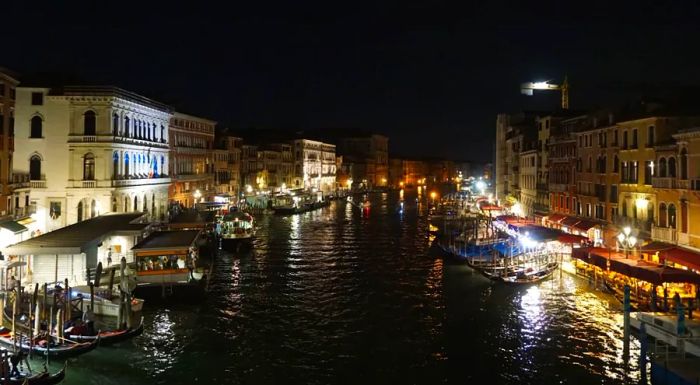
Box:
[7,276,17,292]
[107,248,113,267]
[9,351,21,377]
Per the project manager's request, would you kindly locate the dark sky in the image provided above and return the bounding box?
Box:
[5,2,700,161]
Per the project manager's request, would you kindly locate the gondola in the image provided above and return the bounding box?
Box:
[0,329,100,358]
[67,317,144,345]
[3,362,67,385]
[497,262,558,284]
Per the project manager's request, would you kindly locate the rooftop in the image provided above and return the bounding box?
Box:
[132,230,201,251]
[4,213,148,255]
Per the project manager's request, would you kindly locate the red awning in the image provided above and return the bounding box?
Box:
[481,205,502,211]
[547,214,566,223]
[561,217,581,226]
[661,247,700,272]
[557,233,589,244]
[573,219,599,232]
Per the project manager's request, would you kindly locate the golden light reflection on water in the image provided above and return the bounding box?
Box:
[513,273,642,382]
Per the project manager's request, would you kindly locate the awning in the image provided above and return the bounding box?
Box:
[557,233,589,244]
[547,214,566,223]
[561,217,581,226]
[639,242,700,272]
[0,221,27,234]
[16,217,35,226]
[572,219,598,232]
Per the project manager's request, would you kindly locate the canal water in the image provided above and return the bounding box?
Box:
[45,190,643,384]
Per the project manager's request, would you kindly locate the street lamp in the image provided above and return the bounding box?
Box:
[193,189,202,204]
[617,226,637,259]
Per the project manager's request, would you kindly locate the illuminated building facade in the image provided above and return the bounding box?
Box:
[292,139,336,194]
[13,86,171,234]
[168,112,215,207]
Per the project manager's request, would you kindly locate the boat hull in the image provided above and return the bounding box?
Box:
[220,236,253,252]
[68,316,144,345]
[0,332,100,358]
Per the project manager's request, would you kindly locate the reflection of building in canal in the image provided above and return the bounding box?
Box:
[2,213,150,287]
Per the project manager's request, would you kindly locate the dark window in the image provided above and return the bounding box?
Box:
[125,153,130,176]
[647,126,655,146]
[50,202,61,220]
[124,116,130,137]
[610,185,618,203]
[77,201,84,222]
[668,157,677,178]
[113,152,119,178]
[0,83,4,96]
[644,160,652,185]
[83,153,95,180]
[113,114,119,136]
[0,113,4,134]
[9,88,15,100]
[614,156,619,173]
[659,158,667,177]
[31,92,43,106]
[632,129,638,149]
[84,111,96,135]
[29,155,41,180]
[681,148,688,180]
[623,131,628,149]
[91,200,96,218]
[668,204,677,229]
[30,116,42,138]
[9,117,14,136]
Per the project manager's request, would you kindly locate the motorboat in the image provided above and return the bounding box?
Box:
[217,208,255,252]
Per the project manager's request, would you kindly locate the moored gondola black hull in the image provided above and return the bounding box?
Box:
[5,362,67,385]
[68,317,144,345]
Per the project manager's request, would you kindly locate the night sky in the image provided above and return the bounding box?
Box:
[5,2,700,161]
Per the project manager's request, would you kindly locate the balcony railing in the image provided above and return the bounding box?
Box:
[30,180,46,188]
[82,180,96,188]
[690,179,700,191]
[652,177,680,189]
[68,134,168,148]
[652,225,678,243]
[112,177,171,187]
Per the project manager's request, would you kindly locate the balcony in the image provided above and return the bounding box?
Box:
[652,225,677,243]
[29,180,46,188]
[652,177,681,189]
[111,177,171,187]
[690,179,700,191]
[68,134,168,149]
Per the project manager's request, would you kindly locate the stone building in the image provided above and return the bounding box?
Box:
[0,69,19,219]
[13,86,171,234]
[168,112,215,207]
[292,139,336,194]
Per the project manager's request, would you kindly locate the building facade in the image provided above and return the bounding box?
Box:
[213,136,242,198]
[337,134,388,189]
[168,112,215,207]
[0,69,19,218]
[292,139,336,194]
[13,86,171,234]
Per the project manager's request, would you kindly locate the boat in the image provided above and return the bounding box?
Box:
[497,262,558,284]
[217,208,255,252]
[131,229,209,295]
[0,328,100,358]
[1,360,66,385]
[66,285,144,318]
[67,316,144,345]
[630,311,700,358]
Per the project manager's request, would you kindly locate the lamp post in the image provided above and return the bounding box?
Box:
[617,226,637,259]
[193,189,202,205]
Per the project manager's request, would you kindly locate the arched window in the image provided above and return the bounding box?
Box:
[84,111,96,135]
[124,196,130,212]
[77,201,84,222]
[113,152,119,178]
[647,125,655,146]
[681,200,688,233]
[124,153,130,176]
[614,155,619,173]
[668,203,677,229]
[160,125,165,142]
[134,196,138,212]
[160,155,165,175]
[124,116,130,137]
[113,113,119,136]
[647,203,654,224]
[151,193,156,215]
[668,157,677,178]
[681,148,688,180]
[143,195,148,213]
[83,153,95,180]
[112,197,117,212]
[30,155,41,180]
[30,116,42,138]
[90,199,97,218]
[632,200,637,219]
[659,203,667,227]
[622,200,628,217]
[152,123,156,141]
[601,156,607,173]
[659,158,667,177]
[587,156,592,172]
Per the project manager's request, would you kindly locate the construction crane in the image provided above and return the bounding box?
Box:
[520,76,569,109]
